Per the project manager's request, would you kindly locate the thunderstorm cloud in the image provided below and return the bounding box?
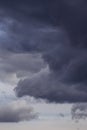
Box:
[0,0,87,103]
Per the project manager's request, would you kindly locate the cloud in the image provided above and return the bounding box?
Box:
[0,53,46,84]
[15,65,87,103]
[71,103,87,122]
[0,0,87,103]
[0,100,38,122]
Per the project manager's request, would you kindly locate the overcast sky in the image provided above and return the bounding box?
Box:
[0,0,87,129]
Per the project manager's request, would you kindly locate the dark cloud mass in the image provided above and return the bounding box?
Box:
[0,0,87,102]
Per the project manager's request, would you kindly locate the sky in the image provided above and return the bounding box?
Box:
[0,0,87,130]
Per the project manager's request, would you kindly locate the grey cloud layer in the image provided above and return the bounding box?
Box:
[0,100,37,122]
[0,0,87,102]
[0,53,45,74]
[0,53,46,84]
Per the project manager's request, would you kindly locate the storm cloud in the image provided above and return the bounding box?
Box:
[0,0,87,102]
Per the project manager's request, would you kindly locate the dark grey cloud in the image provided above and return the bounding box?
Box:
[15,66,87,103]
[0,100,37,122]
[0,0,87,102]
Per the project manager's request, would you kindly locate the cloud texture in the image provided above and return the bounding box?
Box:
[0,0,87,102]
[71,103,87,122]
[0,100,37,122]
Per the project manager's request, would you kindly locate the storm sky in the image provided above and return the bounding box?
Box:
[0,0,87,129]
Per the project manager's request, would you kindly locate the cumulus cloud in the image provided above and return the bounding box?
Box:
[0,0,87,103]
[0,100,38,122]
